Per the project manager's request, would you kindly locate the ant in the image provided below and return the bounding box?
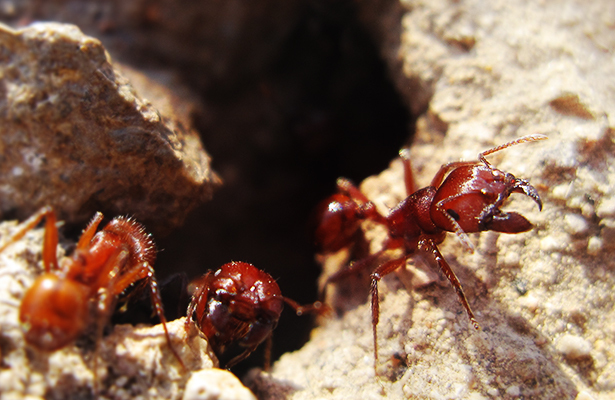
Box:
[185,261,327,369]
[313,177,380,254]
[0,206,184,368]
[317,134,546,370]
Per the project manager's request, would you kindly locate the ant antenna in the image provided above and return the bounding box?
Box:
[479,134,548,166]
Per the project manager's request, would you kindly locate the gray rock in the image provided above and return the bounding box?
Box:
[0,22,220,234]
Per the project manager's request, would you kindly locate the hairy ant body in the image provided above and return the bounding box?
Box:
[186,261,325,369]
[0,206,183,366]
[317,135,546,369]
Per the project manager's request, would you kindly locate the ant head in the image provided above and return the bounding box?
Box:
[191,262,285,368]
[207,262,285,324]
[19,274,90,351]
[431,165,542,234]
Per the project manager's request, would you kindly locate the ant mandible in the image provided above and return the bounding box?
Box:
[317,134,546,369]
[186,261,326,369]
[0,206,184,367]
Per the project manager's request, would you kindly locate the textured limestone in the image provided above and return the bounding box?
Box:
[183,369,257,400]
[1,1,614,399]
[0,22,220,234]
[249,0,615,399]
[0,0,303,94]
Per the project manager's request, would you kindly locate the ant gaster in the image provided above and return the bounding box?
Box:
[186,261,326,369]
[0,206,184,367]
[317,135,546,370]
[313,179,378,254]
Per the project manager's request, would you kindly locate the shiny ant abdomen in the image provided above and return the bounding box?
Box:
[186,261,326,369]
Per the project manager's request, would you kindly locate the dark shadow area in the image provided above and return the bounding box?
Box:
[155,0,412,376]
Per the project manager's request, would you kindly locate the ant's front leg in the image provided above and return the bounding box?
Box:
[76,212,104,250]
[104,257,186,370]
[336,177,387,224]
[0,206,59,271]
[399,148,417,196]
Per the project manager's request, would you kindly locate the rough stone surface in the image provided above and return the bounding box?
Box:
[0,0,303,94]
[248,0,615,399]
[1,1,614,400]
[0,22,220,234]
[0,219,236,400]
[183,369,257,400]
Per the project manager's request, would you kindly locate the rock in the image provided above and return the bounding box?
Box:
[0,22,220,234]
[248,0,615,399]
[183,369,257,400]
[557,334,593,360]
[2,0,303,95]
[2,1,615,399]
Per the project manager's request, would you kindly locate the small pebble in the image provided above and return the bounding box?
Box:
[505,385,521,396]
[575,390,596,400]
[556,334,592,359]
[551,183,571,200]
[540,234,568,252]
[596,197,615,218]
[564,213,588,235]
[587,236,602,255]
[183,369,256,400]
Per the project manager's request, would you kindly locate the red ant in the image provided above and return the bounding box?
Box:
[0,206,184,368]
[313,177,379,254]
[185,261,326,369]
[317,134,546,369]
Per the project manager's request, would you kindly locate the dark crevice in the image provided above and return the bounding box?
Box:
[111,0,414,376]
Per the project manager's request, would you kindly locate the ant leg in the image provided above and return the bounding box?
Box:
[90,248,128,393]
[319,249,386,300]
[432,198,475,253]
[263,333,273,371]
[76,212,104,250]
[142,263,187,370]
[419,238,480,330]
[185,276,209,332]
[105,259,187,370]
[42,210,58,272]
[225,346,257,369]
[337,178,387,224]
[336,177,370,203]
[370,256,408,372]
[146,266,187,370]
[320,237,405,301]
[0,206,59,271]
[280,296,329,317]
[399,148,417,195]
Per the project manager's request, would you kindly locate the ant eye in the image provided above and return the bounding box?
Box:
[479,213,494,229]
[447,209,460,221]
